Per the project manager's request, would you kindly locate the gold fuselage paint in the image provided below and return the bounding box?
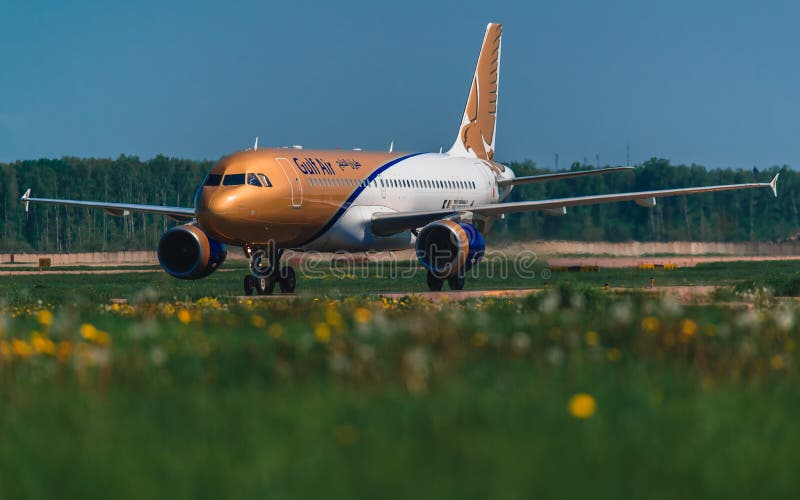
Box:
[196,148,412,247]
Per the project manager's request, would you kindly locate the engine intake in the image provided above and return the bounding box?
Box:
[157,224,227,280]
[415,220,485,278]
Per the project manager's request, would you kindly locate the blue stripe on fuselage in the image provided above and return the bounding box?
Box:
[296,152,424,247]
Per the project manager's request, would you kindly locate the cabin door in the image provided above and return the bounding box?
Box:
[276,158,303,208]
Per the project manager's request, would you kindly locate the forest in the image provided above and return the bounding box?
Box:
[0,155,794,252]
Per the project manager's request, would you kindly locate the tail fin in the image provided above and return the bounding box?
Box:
[448,23,502,160]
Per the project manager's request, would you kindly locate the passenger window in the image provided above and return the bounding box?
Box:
[222,173,246,186]
[204,174,222,186]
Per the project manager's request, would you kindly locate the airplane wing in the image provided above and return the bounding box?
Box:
[497,166,633,187]
[371,174,779,236]
[20,189,195,222]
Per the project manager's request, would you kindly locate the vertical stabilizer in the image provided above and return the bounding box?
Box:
[448,23,502,160]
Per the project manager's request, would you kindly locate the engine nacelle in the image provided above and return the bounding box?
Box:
[415,220,485,278]
[157,224,227,280]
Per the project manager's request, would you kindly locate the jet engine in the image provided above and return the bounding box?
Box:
[157,224,227,280]
[415,220,485,278]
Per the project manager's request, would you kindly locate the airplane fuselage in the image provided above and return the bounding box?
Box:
[195,148,515,252]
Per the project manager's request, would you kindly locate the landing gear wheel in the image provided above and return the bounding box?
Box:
[447,274,465,291]
[278,267,296,293]
[427,270,444,292]
[251,249,279,278]
[256,275,276,296]
[244,275,256,296]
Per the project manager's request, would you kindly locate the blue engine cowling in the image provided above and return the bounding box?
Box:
[415,220,485,278]
[157,224,227,280]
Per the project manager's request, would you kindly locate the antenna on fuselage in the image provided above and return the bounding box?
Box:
[254,137,259,151]
[389,140,394,153]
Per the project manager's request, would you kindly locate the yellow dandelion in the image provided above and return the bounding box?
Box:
[606,347,622,362]
[56,341,72,362]
[12,339,33,358]
[585,330,600,347]
[251,315,266,328]
[770,355,785,371]
[315,323,331,343]
[680,318,697,338]
[353,307,372,324]
[177,309,192,325]
[641,316,660,334]
[268,323,284,339]
[80,323,98,341]
[568,393,596,419]
[36,309,53,328]
[325,309,343,328]
[94,331,111,346]
[31,332,56,355]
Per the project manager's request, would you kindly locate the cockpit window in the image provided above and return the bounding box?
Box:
[246,173,262,187]
[257,173,272,187]
[204,174,222,186]
[222,173,246,186]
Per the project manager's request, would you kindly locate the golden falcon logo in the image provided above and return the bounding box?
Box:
[459,23,502,161]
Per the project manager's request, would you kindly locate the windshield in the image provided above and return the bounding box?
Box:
[204,174,222,186]
[222,173,246,186]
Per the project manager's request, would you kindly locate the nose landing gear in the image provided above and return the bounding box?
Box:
[243,247,297,296]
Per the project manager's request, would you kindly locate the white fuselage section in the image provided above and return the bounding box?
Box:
[304,153,514,252]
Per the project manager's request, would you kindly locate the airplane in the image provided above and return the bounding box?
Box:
[21,22,779,295]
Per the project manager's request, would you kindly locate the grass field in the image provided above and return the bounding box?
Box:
[2,261,800,499]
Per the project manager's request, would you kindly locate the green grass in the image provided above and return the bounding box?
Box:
[2,263,800,498]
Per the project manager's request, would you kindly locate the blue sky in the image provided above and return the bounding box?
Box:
[1,0,798,169]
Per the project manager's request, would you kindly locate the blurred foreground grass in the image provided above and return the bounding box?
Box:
[1,282,800,498]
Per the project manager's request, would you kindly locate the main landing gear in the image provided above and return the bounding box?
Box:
[243,247,296,296]
[426,270,465,292]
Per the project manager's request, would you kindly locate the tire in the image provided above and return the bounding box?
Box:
[427,270,444,291]
[244,275,256,296]
[447,274,465,291]
[256,275,276,295]
[278,267,296,293]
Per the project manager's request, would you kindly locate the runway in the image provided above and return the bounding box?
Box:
[239,285,721,304]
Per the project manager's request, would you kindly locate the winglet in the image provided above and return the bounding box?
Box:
[21,188,31,213]
[770,173,779,197]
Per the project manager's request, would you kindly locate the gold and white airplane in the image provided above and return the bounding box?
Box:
[22,23,778,294]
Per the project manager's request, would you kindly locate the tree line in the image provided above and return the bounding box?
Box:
[0,155,794,253]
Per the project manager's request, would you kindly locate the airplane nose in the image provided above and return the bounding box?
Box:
[196,188,241,239]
